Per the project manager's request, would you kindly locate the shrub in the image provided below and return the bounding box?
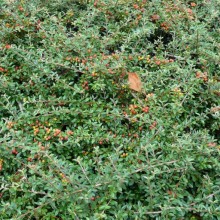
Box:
[0,0,220,219]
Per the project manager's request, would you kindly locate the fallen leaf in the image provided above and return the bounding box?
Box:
[128,72,142,92]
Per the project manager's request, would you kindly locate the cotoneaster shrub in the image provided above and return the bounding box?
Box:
[0,0,220,219]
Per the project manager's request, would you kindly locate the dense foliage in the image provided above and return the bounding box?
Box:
[0,0,220,219]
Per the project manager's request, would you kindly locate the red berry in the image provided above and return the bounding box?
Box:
[0,67,5,72]
[5,44,11,49]
[142,107,149,113]
[27,157,32,162]
[133,4,139,9]
[151,14,160,22]
[94,1,98,7]
[12,149,18,155]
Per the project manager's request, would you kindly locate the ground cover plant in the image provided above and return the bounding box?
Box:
[0,0,220,219]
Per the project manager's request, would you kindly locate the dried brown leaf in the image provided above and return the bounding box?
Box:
[128,72,142,92]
